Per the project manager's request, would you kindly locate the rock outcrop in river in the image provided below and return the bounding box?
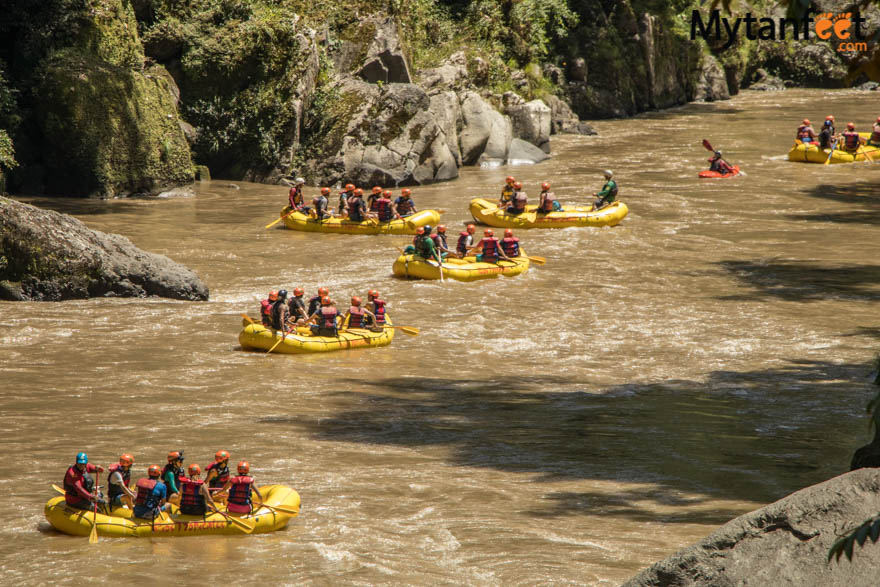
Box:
[0,197,208,301]
[623,468,880,587]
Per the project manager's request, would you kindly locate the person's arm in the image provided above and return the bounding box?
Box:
[71,475,93,501]
[164,471,179,495]
[214,480,232,497]
[392,201,400,219]
[252,484,264,507]
[201,484,218,510]
[410,200,417,213]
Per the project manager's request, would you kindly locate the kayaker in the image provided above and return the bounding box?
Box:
[307,287,329,317]
[288,177,305,211]
[819,116,836,149]
[346,188,368,222]
[107,453,136,509]
[179,464,218,516]
[507,182,528,215]
[500,175,516,206]
[261,291,276,327]
[337,183,355,217]
[272,290,291,332]
[162,450,186,504]
[288,287,308,323]
[367,186,382,212]
[308,296,340,337]
[367,290,387,329]
[500,228,521,258]
[469,228,510,263]
[63,452,104,511]
[375,189,394,222]
[842,122,864,153]
[796,118,816,143]
[344,296,376,329]
[393,188,417,218]
[431,224,452,259]
[311,187,332,219]
[205,450,231,501]
[133,464,171,520]
[706,152,734,176]
[868,117,880,147]
[217,461,263,515]
[537,182,560,213]
[593,170,619,209]
[456,224,476,258]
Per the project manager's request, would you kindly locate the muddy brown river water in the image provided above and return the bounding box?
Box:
[1,89,879,585]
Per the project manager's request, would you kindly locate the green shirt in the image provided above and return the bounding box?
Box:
[419,235,437,260]
[597,179,617,201]
[163,469,180,494]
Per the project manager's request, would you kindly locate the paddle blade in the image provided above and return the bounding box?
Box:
[702,139,714,152]
[241,313,256,324]
[263,504,300,516]
[224,513,255,533]
[89,523,98,544]
[52,484,65,495]
[264,216,283,229]
[527,255,546,265]
[398,326,420,336]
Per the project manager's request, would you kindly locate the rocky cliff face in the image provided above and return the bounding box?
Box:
[0,196,208,301]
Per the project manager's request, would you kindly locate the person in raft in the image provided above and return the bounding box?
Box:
[456,224,476,258]
[706,152,735,176]
[468,228,511,263]
[367,186,382,212]
[507,182,528,215]
[287,287,308,324]
[337,183,355,217]
[841,122,864,154]
[178,463,219,516]
[796,118,817,143]
[593,170,620,208]
[819,116,836,149]
[393,188,417,218]
[499,175,516,206]
[133,464,172,519]
[271,290,291,332]
[307,287,329,317]
[288,177,306,211]
[867,117,880,148]
[374,189,394,222]
[205,450,231,502]
[416,224,440,263]
[346,188,368,222]
[537,181,560,213]
[64,452,105,511]
[162,450,186,505]
[107,453,136,509]
[344,296,376,329]
[431,225,453,259]
[308,297,340,337]
[309,187,332,219]
[500,228,521,258]
[364,290,387,331]
[216,461,263,515]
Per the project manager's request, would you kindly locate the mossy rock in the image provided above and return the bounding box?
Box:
[33,50,193,197]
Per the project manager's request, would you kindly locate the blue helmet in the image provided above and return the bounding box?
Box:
[76,452,88,464]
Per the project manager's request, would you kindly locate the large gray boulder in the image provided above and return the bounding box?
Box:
[459,91,512,166]
[428,91,463,167]
[623,469,880,587]
[0,197,208,301]
[544,95,597,135]
[507,138,549,165]
[694,56,730,102]
[508,99,552,153]
[356,17,412,84]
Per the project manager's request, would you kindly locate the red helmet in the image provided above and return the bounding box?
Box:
[320,187,331,196]
[167,451,182,462]
[345,183,355,191]
[351,296,362,306]
[504,228,513,237]
[237,461,250,474]
[847,122,855,129]
[148,465,161,478]
[437,224,446,233]
[293,287,304,296]
[354,188,363,196]
[541,182,550,190]
[466,224,476,234]
[214,450,229,462]
[826,115,835,121]
[268,290,278,301]
[802,118,810,125]
[119,453,134,466]
[401,188,412,197]
[321,296,332,306]
[513,181,522,189]
[416,226,425,234]
[505,175,515,183]
[318,287,329,296]
[372,186,382,194]
[484,229,494,237]
[383,189,392,197]
[368,290,379,299]
[188,463,201,476]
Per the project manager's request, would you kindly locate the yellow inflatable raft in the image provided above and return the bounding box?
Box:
[392,252,530,281]
[44,484,299,538]
[239,317,394,353]
[469,198,628,228]
[280,206,440,234]
[787,133,879,164]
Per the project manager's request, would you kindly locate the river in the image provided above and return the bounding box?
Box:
[1,89,879,585]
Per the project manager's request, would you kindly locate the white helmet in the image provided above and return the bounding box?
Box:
[295,177,305,184]
[603,170,613,178]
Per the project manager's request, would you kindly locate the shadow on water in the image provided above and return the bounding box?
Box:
[261,359,875,523]
[716,259,880,302]
[787,181,880,225]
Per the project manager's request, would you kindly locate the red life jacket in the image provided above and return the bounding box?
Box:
[481,237,500,258]
[227,476,254,507]
[260,300,272,324]
[843,130,861,150]
[872,124,880,142]
[348,306,365,328]
[539,191,555,212]
[107,463,131,502]
[375,198,392,221]
[371,299,386,324]
[501,236,520,257]
[63,465,93,504]
[288,186,303,209]
[396,197,414,214]
[797,125,814,140]
[457,232,472,255]
[206,461,229,489]
[135,478,158,507]
[347,196,365,220]
[320,307,338,329]
[513,192,528,210]
[180,478,206,513]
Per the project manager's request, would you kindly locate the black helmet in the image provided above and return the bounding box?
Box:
[423,224,432,234]
[278,289,288,299]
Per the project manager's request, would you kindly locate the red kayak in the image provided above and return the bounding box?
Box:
[698,165,740,178]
